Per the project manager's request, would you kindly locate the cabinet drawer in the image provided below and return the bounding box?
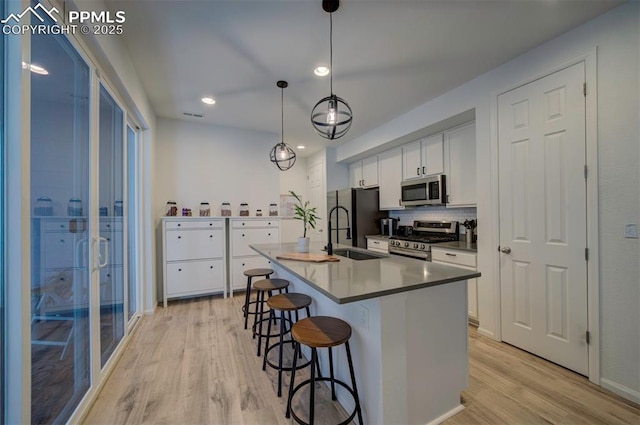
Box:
[230,257,273,291]
[231,228,279,257]
[165,229,224,261]
[431,249,476,268]
[100,219,123,232]
[367,238,389,253]
[42,220,72,232]
[231,219,279,229]
[165,220,224,230]
[165,259,225,296]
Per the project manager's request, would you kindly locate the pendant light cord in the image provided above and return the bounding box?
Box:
[281,86,284,142]
[329,12,333,96]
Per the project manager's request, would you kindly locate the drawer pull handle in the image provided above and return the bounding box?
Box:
[268,233,271,236]
[445,253,457,257]
[178,224,181,227]
[60,239,64,243]
[210,266,213,269]
[242,223,245,226]
[60,277,65,281]
[242,234,245,237]
[107,274,111,278]
[107,224,110,228]
[178,268,182,272]
[178,236,181,239]
[210,235,213,238]
[209,223,212,226]
[60,224,64,228]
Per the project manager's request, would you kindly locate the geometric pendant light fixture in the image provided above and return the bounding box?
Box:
[310,0,353,140]
[269,80,297,171]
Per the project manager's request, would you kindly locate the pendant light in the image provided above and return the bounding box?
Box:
[269,80,296,171]
[311,0,352,140]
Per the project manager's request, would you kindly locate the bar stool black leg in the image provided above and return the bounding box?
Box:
[328,347,337,401]
[286,341,299,419]
[257,291,266,356]
[277,309,286,397]
[309,347,317,425]
[252,289,261,339]
[243,275,251,329]
[262,309,274,371]
[345,341,364,425]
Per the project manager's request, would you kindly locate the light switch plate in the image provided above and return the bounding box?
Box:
[624,224,638,238]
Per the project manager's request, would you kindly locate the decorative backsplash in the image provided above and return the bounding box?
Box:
[388,206,477,234]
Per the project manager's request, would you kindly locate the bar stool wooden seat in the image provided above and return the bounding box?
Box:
[286,316,364,425]
[242,268,273,330]
[252,278,289,357]
[263,293,316,397]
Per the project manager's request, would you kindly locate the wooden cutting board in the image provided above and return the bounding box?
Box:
[276,252,340,263]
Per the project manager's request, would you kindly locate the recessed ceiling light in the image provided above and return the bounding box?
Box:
[22,62,48,75]
[314,66,330,77]
[201,97,216,105]
[296,145,306,149]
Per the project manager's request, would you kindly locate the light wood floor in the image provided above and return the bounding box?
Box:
[83,294,640,425]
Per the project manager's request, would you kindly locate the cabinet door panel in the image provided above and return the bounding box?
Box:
[43,233,76,269]
[230,256,273,291]
[423,133,444,176]
[361,156,379,187]
[402,140,422,181]
[166,229,224,261]
[166,259,225,296]
[446,122,476,206]
[378,148,404,210]
[231,228,278,257]
[350,161,362,188]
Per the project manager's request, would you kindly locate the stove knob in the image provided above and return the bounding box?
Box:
[404,242,410,248]
[420,244,426,250]
[413,243,419,249]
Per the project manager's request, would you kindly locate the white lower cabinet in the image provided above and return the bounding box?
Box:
[162,218,227,307]
[366,238,389,253]
[431,247,478,322]
[228,218,280,293]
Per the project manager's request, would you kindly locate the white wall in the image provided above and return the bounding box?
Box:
[279,156,307,242]
[154,118,281,218]
[336,2,640,401]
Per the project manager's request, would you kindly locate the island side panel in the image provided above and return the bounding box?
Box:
[380,280,468,424]
[272,263,385,425]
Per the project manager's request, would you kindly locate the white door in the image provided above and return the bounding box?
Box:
[307,158,326,242]
[498,62,588,375]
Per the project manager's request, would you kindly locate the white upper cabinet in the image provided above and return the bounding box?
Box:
[444,121,476,207]
[350,155,379,188]
[378,147,404,210]
[402,133,444,181]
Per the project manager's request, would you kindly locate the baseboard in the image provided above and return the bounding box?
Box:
[600,378,640,404]
[425,404,465,425]
[477,326,495,339]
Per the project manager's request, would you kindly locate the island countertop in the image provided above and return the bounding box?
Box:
[250,242,480,304]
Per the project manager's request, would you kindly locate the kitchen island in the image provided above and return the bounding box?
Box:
[251,242,481,425]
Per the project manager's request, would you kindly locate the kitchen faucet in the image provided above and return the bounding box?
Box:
[327,205,351,255]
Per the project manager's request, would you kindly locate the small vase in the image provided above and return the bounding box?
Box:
[465,229,474,247]
[297,237,310,253]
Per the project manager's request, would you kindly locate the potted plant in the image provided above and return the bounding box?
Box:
[290,190,320,253]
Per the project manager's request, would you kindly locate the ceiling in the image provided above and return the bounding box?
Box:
[104,0,622,157]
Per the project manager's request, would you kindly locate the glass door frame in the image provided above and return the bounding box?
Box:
[126,122,142,330]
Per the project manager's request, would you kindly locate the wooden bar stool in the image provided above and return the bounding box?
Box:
[242,268,273,330]
[286,316,364,425]
[262,293,317,397]
[252,278,289,357]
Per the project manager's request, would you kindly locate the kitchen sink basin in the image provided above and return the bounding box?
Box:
[332,248,385,261]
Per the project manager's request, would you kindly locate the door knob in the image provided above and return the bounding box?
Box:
[501,246,512,254]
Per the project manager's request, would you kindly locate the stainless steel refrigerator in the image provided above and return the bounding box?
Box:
[327,188,386,248]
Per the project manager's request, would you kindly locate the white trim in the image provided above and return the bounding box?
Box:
[491,49,600,382]
[424,404,465,425]
[5,0,31,421]
[600,378,640,405]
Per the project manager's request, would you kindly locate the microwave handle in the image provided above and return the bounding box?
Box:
[416,167,420,176]
[422,166,425,175]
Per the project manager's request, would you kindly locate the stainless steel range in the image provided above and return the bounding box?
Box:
[388,220,459,260]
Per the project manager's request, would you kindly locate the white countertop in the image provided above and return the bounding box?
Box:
[250,242,480,304]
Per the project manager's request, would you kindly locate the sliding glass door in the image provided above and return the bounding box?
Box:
[98,86,126,367]
[30,17,91,424]
[127,125,138,324]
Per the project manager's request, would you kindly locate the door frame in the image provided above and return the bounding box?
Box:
[489,48,600,384]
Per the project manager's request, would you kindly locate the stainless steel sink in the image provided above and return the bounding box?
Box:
[332,248,385,261]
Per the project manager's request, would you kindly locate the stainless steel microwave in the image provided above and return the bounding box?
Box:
[401,175,447,206]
